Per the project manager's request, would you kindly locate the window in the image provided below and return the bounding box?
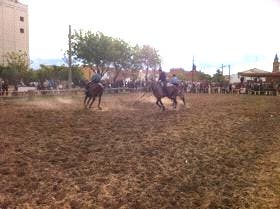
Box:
[20,16,24,22]
[20,28,24,33]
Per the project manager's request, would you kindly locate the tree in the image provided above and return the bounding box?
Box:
[199,72,212,82]
[4,51,29,73]
[21,69,37,84]
[110,38,132,83]
[212,69,226,84]
[35,65,83,86]
[137,45,161,81]
[127,45,145,82]
[0,66,19,84]
[72,30,113,77]
[0,51,29,84]
[71,30,161,84]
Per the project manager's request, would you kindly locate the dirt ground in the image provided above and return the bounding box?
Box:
[1,93,280,209]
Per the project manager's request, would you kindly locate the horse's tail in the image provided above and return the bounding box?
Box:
[177,85,186,105]
[180,94,186,106]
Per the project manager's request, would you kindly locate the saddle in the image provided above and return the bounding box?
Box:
[167,84,180,98]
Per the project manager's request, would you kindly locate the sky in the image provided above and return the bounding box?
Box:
[20,0,280,75]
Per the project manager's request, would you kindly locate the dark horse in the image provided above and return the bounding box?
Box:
[84,82,104,109]
[151,82,185,111]
[2,80,9,96]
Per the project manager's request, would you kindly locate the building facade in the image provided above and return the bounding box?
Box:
[0,0,29,65]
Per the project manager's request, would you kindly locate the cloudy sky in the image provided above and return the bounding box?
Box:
[21,0,280,75]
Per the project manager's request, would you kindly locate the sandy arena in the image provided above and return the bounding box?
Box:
[1,93,280,209]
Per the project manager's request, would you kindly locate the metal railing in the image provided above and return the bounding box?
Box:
[0,87,147,99]
[1,86,279,100]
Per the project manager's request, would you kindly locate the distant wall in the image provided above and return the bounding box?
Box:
[0,0,29,65]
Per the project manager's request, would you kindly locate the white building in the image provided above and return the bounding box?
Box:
[0,0,29,65]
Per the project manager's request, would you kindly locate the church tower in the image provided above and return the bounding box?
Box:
[273,54,280,72]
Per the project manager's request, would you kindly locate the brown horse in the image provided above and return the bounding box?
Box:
[151,82,185,111]
[84,82,104,109]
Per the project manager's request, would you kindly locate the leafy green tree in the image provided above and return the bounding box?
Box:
[35,65,83,86]
[0,66,19,84]
[4,51,29,73]
[137,45,161,81]
[71,30,161,84]
[126,45,145,81]
[0,51,29,84]
[212,69,226,84]
[110,38,132,83]
[199,72,212,82]
[72,31,113,76]
[139,45,161,81]
[129,45,143,71]
[21,69,37,84]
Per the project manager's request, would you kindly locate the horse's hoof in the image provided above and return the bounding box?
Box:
[98,107,102,110]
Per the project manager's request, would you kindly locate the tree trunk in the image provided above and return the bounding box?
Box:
[145,66,149,82]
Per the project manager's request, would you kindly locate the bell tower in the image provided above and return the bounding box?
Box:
[273,54,279,72]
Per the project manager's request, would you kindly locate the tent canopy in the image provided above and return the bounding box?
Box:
[238,68,280,78]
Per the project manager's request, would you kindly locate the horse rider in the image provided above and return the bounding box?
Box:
[91,69,102,84]
[158,68,168,95]
[86,69,102,91]
[170,74,180,86]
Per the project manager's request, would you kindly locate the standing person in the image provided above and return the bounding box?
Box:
[158,68,168,95]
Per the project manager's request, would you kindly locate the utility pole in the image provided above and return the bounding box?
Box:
[68,25,72,89]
